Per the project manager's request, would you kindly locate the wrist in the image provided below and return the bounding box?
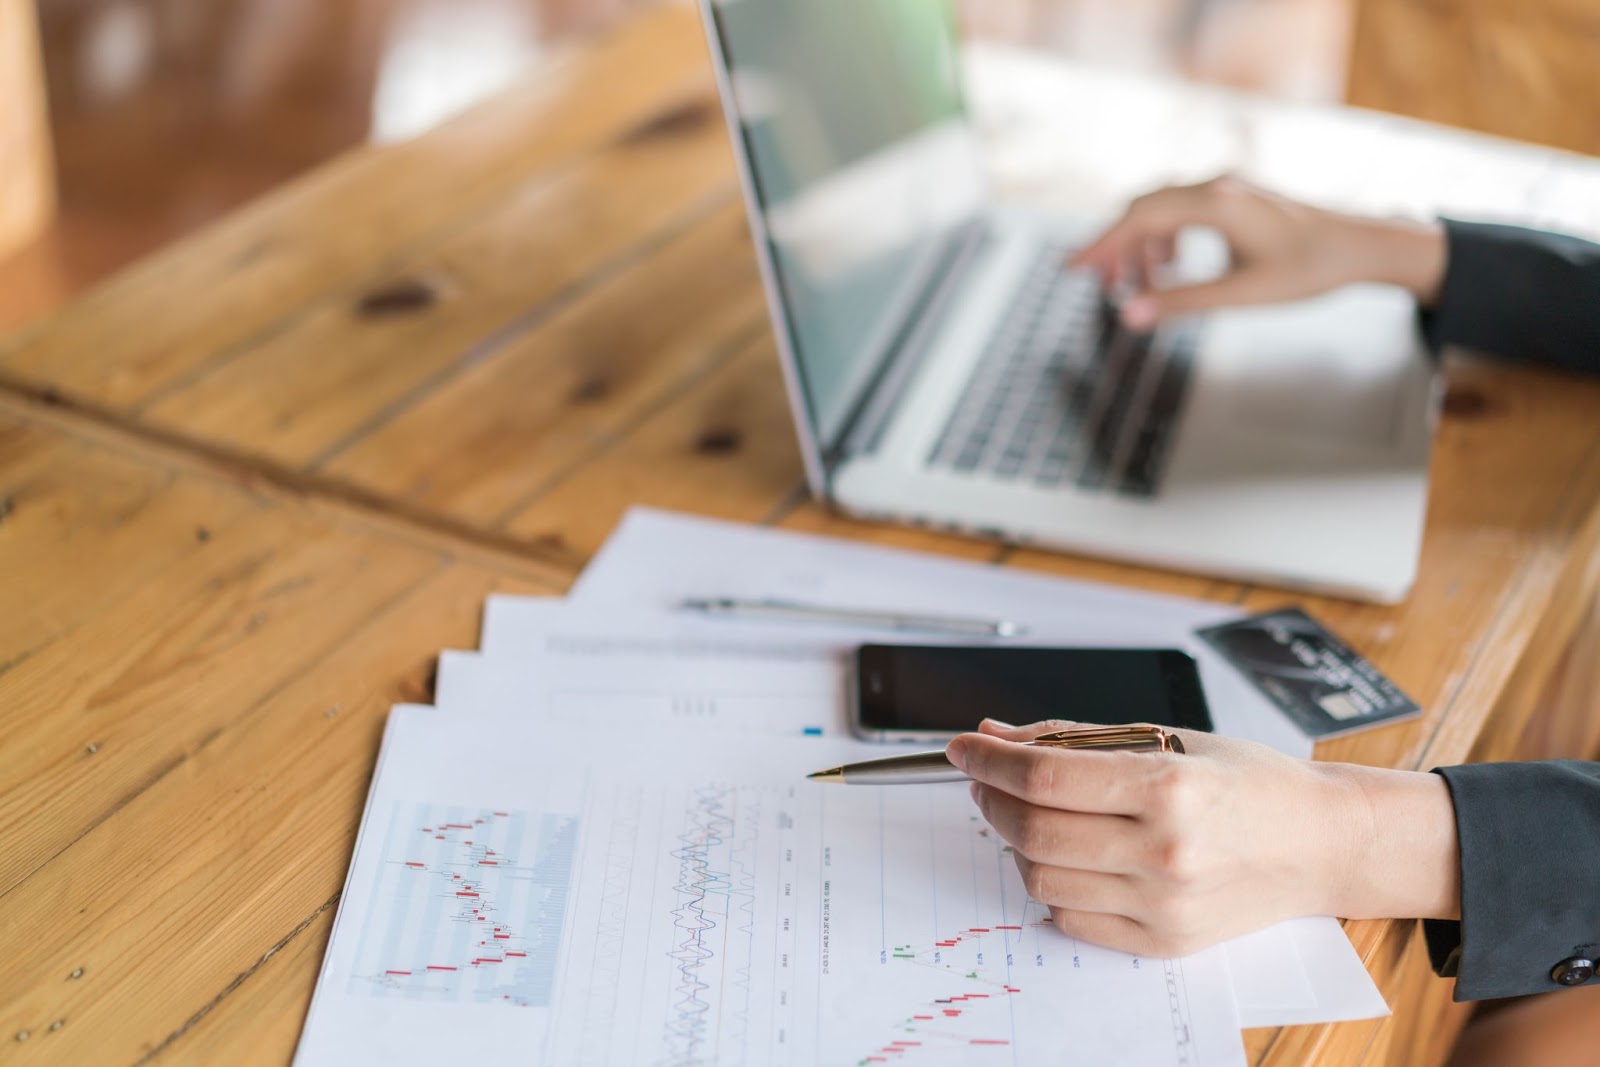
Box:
[1326,213,1448,306]
[1316,763,1461,921]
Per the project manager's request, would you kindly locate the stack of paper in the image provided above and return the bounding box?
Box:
[296,509,1388,1065]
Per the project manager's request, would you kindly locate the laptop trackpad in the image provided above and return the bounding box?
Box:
[1196,285,1423,448]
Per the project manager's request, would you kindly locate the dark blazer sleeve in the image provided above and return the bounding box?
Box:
[1422,761,1600,1000]
[1423,220,1600,376]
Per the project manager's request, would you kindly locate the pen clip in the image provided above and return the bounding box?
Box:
[1029,725,1185,754]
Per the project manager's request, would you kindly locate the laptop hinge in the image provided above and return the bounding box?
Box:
[826,220,991,479]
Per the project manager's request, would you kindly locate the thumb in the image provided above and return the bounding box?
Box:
[1120,269,1286,328]
[977,718,1081,741]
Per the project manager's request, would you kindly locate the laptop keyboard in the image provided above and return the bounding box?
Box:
[926,244,1197,498]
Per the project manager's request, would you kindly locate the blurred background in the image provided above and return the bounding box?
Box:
[1,0,1596,335]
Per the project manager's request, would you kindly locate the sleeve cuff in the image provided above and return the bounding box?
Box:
[1419,218,1600,373]
[1429,763,1600,1000]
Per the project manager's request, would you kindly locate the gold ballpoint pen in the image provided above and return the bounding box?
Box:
[806,725,1185,785]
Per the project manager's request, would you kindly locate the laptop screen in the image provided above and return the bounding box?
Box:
[707,0,985,449]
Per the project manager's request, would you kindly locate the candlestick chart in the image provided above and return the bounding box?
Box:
[348,804,577,1006]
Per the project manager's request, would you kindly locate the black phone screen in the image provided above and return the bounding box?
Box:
[854,644,1213,734]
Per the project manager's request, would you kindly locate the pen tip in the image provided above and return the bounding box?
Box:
[807,768,845,783]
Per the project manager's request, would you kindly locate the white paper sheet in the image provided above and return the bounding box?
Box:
[1224,919,1388,1027]
[556,508,1313,758]
[440,623,1388,1028]
[435,648,847,736]
[478,592,1312,757]
[297,709,1247,1066]
[495,511,1390,1026]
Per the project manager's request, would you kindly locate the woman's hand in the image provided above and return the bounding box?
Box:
[1072,175,1448,331]
[947,719,1460,958]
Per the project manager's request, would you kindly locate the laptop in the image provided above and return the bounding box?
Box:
[697,0,1439,603]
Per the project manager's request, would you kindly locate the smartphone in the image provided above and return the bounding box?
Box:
[851,644,1213,743]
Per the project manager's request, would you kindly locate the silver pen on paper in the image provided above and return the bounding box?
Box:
[677,596,1027,638]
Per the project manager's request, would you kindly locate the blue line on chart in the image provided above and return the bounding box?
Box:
[664,785,735,1066]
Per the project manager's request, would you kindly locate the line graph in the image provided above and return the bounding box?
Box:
[662,784,771,1066]
[547,782,799,1067]
[665,786,737,1061]
[349,804,577,1006]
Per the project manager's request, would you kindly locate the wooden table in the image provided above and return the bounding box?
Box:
[2,5,1598,1063]
[1350,0,1600,158]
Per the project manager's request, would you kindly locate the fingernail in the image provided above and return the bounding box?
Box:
[980,718,1016,729]
[946,737,968,771]
[1122,296,1157,330]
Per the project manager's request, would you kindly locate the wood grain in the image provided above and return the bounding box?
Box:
[0,506,436,897]
[0,403,563,1061]
[0,421,256,669]
[1348,0,1600,156]
[502,334,805,555]
[1522,594,1600,764]
[0,3,716,410]
[137,96,739,470]
[0,564,548,1063]
[156,903,334,1066]
[0,389,580,590]
[323,200,769,531]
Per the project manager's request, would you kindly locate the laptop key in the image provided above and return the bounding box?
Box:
[1076,450,1110,490]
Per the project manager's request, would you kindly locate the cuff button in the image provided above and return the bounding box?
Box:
[1550,957,1596,987]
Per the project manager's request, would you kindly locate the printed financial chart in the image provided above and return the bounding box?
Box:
[819,787,1202,1066]
[348,805,578,1006]
[313,721,1237,1067]
[353,790,1207,1065]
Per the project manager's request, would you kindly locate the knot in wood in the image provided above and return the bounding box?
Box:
[357,279,437,318]
[694,428,743,455]
[622,97,717,143]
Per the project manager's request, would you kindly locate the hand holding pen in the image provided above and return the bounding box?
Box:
[808,724,1183,784]
[921,719,1461,960]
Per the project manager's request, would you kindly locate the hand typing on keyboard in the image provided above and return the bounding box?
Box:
[924,249,1196,497]
[1070,175,1447,331]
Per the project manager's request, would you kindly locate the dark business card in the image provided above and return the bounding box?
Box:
[1196,608,1421,739]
